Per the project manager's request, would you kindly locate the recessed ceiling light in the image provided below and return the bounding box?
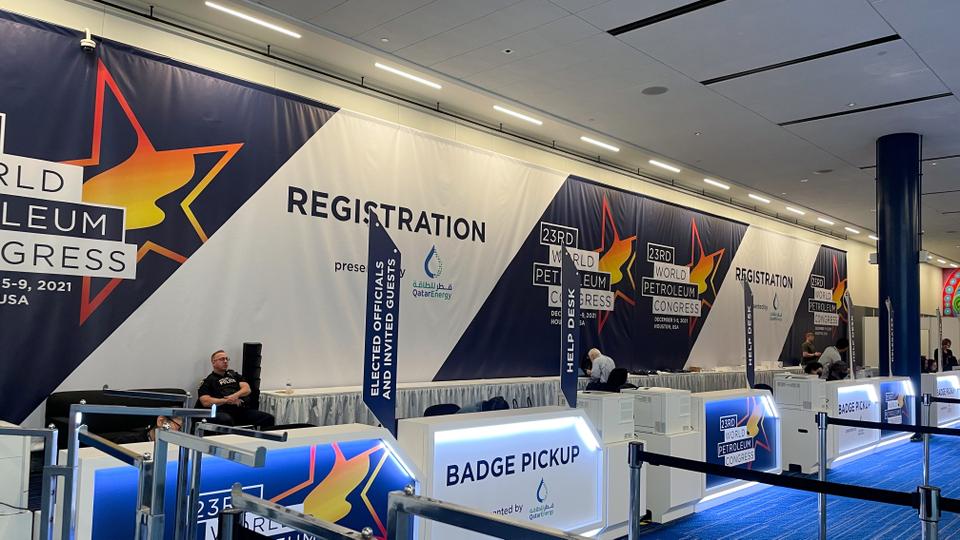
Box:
[817,217,835,225]
[648,159,680,173]
[493,105,542,125]
[748,193,770,203]
[502,48,513,55]
[931,162,938,166]
[205,2,302,38]
[952,263,959,268]
[786,206,806,215]
[938,259,947,264]
[704,178,730,190]
[844,226,860,234]
[581,136,619,152]
[847,102,856,107]
[800,178,809,183]
[694,131,702,136]
[927,255,934,260]
[374,62,442,89]
[641,86,669,95]
[868,235,879,241]
[814,169,833,175]
[380,37,390,43]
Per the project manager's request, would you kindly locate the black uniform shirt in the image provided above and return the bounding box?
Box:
[198,370,245,402]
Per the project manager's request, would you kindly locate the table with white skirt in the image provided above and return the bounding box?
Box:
[260,368,802,426]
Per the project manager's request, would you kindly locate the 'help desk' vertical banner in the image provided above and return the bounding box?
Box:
[364,211,401,435]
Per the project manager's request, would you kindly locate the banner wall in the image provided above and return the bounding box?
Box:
[0,12,846,422]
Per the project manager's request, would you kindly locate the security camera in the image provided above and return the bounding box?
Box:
[80,28,96,53]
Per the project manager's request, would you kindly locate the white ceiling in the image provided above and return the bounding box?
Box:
[110,0,960,264]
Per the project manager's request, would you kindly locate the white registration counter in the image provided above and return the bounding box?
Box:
[398,407,603,539]
[921,372,960,426]
[692,389,781,507]
[776,375,914,473]
[59,425,419,539]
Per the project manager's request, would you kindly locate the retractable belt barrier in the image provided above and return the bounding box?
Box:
[630,446,915,508]
[931,396,960,405]
[626,432,960,540]
[822,416,960,438]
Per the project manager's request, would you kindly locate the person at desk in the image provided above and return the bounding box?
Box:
[803,362,823,377]
[198,350,275,429]
[939,339,957,371]
[819,338,849,380]
[587,348,615,383]
[801,331,820,367]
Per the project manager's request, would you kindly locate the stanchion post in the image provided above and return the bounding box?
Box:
[922,394,932,486]
[817,411,828,540]
[918,485,941,540]
[217,509,242,540]
[628,441,644,540]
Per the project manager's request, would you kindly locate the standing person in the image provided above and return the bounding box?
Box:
[198,350,275,428]
[819,338,849,379]
[587,348,616,384]
[941,339,958,371]
[801,331,821,367]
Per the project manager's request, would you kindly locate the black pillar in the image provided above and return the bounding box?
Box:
[876,133,921,399]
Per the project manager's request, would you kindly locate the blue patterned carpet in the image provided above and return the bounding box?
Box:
[631,436,960,539]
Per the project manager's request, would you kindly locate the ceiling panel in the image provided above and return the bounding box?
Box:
[783,97,960,167]
[352,0,517,52]
[616,0,894,82]
[922,159,960,194]
[257,0,347,21]
[573,0,689,29]
[431,16,599,79]
[395,0,568,66]
[871,0,960,97]
[924,190,960,215]
[303,0,434,37]
[711,40,947,124]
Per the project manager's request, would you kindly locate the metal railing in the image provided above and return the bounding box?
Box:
[179,422,287,540]
[217,484,374,539]
[388,486,589,540]
[0,425,60,540]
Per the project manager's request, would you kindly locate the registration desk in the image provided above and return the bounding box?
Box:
[398,407,603,539]
[921,372,960,426]
[59,425,419,539]
[692,389,781,508]
[776,375,914,473]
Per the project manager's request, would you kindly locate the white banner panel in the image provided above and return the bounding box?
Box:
[58,111,567,393]
[686,227,820,369]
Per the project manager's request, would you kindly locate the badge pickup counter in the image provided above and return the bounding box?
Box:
[397,406,603,540]
[621,387,699,524]
[776,374,914,473]
[921,372,960,426]
[691,389,781,509]
[58,424,420,539]
[577,391,639,540]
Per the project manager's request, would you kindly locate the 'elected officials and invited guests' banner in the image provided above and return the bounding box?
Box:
[0,11,846,423]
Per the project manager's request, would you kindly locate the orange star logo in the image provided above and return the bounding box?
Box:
[687,218,724,335]
[64,60,243,324]
[592,195,636,332]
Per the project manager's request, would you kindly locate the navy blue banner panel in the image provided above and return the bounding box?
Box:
[363,212,401,435]
[0,11,336,422]
[778,246,848,366]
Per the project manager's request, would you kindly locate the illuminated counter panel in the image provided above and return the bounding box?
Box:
[691,389,781,499]
[398,407,603,539]
[64,425,419,540]
[922,373,960,426]
[775,376,914,473]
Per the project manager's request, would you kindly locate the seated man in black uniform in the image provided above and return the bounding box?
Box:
[198,350,275,429]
